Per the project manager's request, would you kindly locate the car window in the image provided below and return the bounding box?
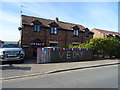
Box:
[1,44,20,48]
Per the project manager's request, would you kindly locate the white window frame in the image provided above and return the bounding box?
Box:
[73,30,79,36]
[34,25,40,32]
[51,27,57,34]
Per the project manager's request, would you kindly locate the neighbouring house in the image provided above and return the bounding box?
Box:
[19,15,94,58]
[91,28,120,41]
[0,40,4,47]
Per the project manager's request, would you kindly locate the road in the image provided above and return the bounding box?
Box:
[2,64,119,88]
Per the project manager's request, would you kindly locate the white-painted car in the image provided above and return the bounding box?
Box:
[0,43,25,64]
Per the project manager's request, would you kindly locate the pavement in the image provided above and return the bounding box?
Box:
[0,58,119,80]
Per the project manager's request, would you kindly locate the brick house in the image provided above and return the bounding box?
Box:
[91,28,120,41]
[19,15,94,58]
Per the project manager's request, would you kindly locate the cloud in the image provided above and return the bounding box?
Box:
[0,3,20,41]
[20,2,74,22]
[0,11,20,41]
[0,24,20,41]
[0,11,20,24]
[81,2,118,31]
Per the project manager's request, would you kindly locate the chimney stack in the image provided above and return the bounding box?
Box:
[55,17,59,22]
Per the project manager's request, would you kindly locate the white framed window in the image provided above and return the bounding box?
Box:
[34,25,40,32]
[72,42,80,46]
[73,30,78,36]
[49,41,58,46]
[51,27,57,34]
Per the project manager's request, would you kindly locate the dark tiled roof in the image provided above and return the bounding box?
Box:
[92,28,120,35]
[21,15,86,31]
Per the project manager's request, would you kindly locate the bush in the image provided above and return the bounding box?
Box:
[67,37,120,58]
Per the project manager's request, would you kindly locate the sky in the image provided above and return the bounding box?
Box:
[0,1,118,41]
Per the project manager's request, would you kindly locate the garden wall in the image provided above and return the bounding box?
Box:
[37,48,93,63]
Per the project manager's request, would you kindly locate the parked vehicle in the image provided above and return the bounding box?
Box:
[0,43,25,64]
[44,46,60,49]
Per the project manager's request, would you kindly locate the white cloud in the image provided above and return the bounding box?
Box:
[81,3,118,31]
[21,2,72,21]
[0,25,20,41]
[0,9,20,41]
[0,2,21,41]
[0,11,20,24]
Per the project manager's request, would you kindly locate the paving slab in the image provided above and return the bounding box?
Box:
[0,59,119,80]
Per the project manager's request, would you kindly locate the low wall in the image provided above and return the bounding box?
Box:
[37,48,93,63]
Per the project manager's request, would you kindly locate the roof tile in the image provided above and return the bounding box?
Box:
[92,28,120,35]
[21,15,85,30]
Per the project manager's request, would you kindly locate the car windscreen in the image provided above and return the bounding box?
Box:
[1,44,20,48]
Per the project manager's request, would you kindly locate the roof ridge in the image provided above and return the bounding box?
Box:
[22,14,85,28]
[22,14,54,22]
[58,21,85,28]
[93,28,119,34]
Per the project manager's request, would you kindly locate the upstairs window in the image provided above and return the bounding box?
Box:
[73,30,79,36]
[34,25,40,32]
[31,20,42,32]
[84,28,90,37]
[51,27,57,34]
[84,31,89,37]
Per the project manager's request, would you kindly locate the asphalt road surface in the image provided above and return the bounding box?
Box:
[2,64,119,88]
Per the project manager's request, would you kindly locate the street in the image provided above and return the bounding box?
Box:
[2,64,119,88]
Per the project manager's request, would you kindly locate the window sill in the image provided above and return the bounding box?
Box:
[50,33,58,35]
[73,35,79,37]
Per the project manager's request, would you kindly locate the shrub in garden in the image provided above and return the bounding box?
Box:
[66,37,120,58]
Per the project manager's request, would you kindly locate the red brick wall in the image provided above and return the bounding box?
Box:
[45,29,66,47]
[21,25,89,47]
[21,25,93,58]
[65,30,83,45]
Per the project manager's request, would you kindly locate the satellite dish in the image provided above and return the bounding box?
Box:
[18,27,22,31]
